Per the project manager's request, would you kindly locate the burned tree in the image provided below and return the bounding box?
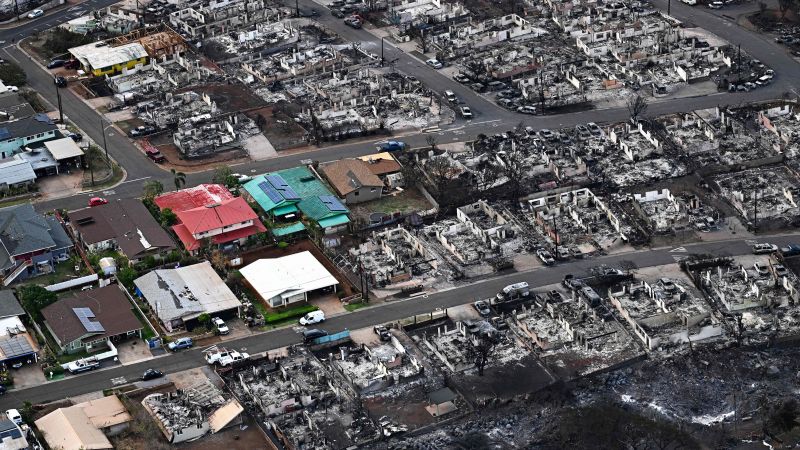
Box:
[468,332,499,376]
[424,156,455,195]
[497,140,528,203]
[627,94,649,124]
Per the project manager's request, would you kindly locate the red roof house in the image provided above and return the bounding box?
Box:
[155,185,265,252]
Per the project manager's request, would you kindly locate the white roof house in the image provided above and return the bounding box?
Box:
[69,42,148,72]
[44,137,85,161]
[240,251,338,307]
[133,261,241,332]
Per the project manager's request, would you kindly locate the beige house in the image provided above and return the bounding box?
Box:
[35,395,132,450]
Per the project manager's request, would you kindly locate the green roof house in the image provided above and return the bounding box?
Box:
[243,166,350,235]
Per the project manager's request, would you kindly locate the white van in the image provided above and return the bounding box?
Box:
[299,310,325,325]
[497,282,530,301]
[681,0,696,4]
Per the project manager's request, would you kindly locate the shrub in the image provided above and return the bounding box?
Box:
[264,304,317,324]
[0,62,25,86]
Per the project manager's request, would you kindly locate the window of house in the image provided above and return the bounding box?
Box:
[354,191,359,196]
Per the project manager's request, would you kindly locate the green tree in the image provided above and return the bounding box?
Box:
[84,146,101,186]
[17,285,57,321]
[160,208,177,227]
[212,166,236,187]
[142,180,164,201]
[42,29,94,57]
[197,313,211,331]
[170,169,186,191]
[0,62,25,87]
[117,267,138,290]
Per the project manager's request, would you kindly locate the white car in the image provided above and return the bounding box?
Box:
[212,317,229,335]
[5,409,21,425]
[233,173,252,183]
[752,243,778,255]
[299,310,325,325]
[5,86,18,93]
[27,9,43,18]
[426,58,443,69]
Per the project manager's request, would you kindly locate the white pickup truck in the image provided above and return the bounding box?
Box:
[219,351,249,367]
[67,357,100,374]
[205,349,232,365]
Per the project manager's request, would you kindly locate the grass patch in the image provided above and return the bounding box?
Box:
[0,197,33,209]
[344,302,368,312]
[56,348,90,364]
[131,305,156,341]
[264,304,317,324]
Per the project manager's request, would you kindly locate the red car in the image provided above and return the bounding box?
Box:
[146,149,166,163]
[88,197,108,207]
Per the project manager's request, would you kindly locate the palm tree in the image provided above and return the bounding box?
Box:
[171,169,186,191]
[84,146,100,186]
[142,180,164,200]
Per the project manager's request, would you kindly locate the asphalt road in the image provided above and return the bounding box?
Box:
[0,0,795,214]
[0,232,797,409]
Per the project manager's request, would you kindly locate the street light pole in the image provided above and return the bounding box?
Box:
[55,85,63,123]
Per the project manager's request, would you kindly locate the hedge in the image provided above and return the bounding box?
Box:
[264,304,318,324]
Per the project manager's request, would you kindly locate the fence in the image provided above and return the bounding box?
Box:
[311,329,350,345]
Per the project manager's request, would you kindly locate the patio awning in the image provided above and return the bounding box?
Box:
[271,221,306,237]
[317,214,350,229]
[272,204,299,216]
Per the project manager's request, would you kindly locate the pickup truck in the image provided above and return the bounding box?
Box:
[219,351,249,367]
[205,349,232,365]
[67,357,100,374]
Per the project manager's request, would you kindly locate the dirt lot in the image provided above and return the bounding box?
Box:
[178,415,270,450]
[246,106,308,151]
[176,84,267,114]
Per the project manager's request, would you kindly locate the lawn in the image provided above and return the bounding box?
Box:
[131,305,157,341]
[344,302,369,312]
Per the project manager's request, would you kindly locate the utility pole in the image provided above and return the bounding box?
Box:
[753,190,758,232]
[552,213,559,259]
[55,85,63,123]
[380,37,384,66]
[100,117,109,162]
[667,0,671,15]
[737,44,742,80]
[295,0,299,17]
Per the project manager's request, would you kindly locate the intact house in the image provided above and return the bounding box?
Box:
[319,159,384,204]
[69,41,150,77]
[0,114,59,159]
[133,261,241,332]
[242,166,350,238]
[0,417,27,450]
[154,184,266,253]
[0,155,36,190]
[0,204,73,286]
[0,290,39,366]
[239,251,338,308]
[41,285,143,354]
[68,199,176,264]
[35,395,133,450]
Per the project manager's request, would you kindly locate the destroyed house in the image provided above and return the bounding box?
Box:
[142,382,243,444]
[68,199,176,264]
[155,184,265,252]
[243,166,350,234]
[41,285,142,354]
[0,204,72,286]
[608,278,710,351]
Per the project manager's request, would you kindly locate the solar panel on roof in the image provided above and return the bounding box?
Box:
[319,195,347,212]
[258,181,284,204]
[73,307,105,333]
[266,174,300,200]
[0,335,34,359]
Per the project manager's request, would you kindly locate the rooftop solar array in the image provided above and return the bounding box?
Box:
[0,335,34,360]
[266,174,300,200]
[258,181,283,204]
[320,195,347,212]
[73,307,105,333]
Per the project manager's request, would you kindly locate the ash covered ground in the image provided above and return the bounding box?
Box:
[374,345,800,449]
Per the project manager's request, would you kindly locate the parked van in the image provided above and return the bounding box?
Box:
[496,282,530,301]
[299,310,325,326]
[444,90,457,102]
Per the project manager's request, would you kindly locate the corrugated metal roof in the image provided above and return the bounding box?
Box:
[0,155,35,185]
